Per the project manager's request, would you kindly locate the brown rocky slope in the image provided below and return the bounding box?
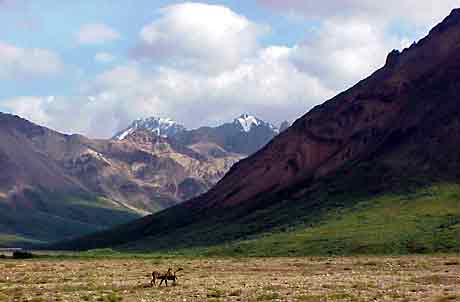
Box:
[197,8,460,208]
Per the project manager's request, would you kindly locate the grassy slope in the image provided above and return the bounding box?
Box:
[0,190,141,247]
[55,162,460,256]
[113,176,460,256]
[0,234,44,247]
[201,184,460,256]
[61,183,460,257]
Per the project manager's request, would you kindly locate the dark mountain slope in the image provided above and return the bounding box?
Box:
[53,9,460,253]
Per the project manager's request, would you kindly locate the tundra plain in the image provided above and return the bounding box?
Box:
[0,255,459,302]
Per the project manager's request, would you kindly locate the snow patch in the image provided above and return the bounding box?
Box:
[235,114,261,132]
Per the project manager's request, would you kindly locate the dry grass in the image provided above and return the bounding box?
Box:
[0,255,459,301]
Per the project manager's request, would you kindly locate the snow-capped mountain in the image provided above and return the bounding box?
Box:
[174,114,279,155]
[113,117,186,140]
[234,114,278,133]
[114,114,280,155]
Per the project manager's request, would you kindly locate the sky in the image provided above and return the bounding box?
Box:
[0,0,458,138]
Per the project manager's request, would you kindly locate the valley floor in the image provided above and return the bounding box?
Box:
[0,255,459,301]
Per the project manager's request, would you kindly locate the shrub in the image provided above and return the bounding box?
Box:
[12,251,34,259]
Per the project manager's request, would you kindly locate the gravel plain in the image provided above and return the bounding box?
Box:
[0,256,459,301]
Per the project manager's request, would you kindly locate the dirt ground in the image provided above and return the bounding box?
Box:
[0,255,459,301]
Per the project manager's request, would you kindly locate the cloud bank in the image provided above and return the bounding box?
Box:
[257,0,458,26]
[135,2,267,73]
[1,2,454,138]
[0,41,62,79]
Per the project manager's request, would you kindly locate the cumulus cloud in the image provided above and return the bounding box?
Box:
[289,19,408,91]
[86,51,333,133]
[1,94,139,137]
[1,46,335,138]
[135,2,268,73]
[254,1,451,92]
[257,0,458,27]
[77,23,121,45]
[94,52,116,64]
[2,96,54,126]
[1,2,450,139]
[65,16,403,138]
[0,41,62,79]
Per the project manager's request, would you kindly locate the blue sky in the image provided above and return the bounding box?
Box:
[0,1,457,137]
[0,0,308,98]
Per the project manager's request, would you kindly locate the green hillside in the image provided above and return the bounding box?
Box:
[201,183,460,256]
[62,164,460,256]
[0,189,141,248]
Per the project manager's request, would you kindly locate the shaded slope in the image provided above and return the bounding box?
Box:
[203,184,460,256]
[0,192,140,248]
[54,9,460,252]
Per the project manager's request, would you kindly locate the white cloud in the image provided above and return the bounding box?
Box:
[0,41,62,79]
[289,19,408,92]
[94,52,116,64]
[136,2,268,73]
[1,96,52,126]
[77,23,121,45]
[255,1,454,92]
[1,94,131,137]
[257,0,458,28]
[0,46,335,138]
[2,2,450,139]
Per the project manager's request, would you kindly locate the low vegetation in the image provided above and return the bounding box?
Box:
[202,183,460,256]
[0,190,139,248]
[0,256,459,301]
[86,181,460,257]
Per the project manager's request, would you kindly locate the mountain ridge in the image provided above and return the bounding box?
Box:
[114,114,281,156]
[113,114,280,140]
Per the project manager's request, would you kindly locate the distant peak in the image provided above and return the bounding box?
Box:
[113,116,185,140]
[234,114,261,132]
[233,114,278,133]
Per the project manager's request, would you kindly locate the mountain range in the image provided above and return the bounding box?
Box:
[114,114,284,155]
[55,9,460,255]
[0,113,281,246]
